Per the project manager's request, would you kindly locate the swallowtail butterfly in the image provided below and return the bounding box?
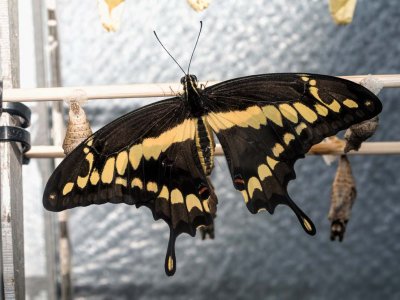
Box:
[43,25,382,276]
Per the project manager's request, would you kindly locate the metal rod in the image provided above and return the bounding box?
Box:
[2,74,400,102]
[45,1,73,299]
[31,0,58,298]
[0,0,26,298]
[25,141,400,158]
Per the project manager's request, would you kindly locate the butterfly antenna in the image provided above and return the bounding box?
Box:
[187,21,203,74]
[154,30,186,75]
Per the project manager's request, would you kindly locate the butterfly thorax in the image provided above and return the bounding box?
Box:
[181,75,215,175]
[181,74,205,116]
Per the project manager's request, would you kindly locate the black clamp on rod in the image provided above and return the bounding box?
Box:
[0,81,32,164]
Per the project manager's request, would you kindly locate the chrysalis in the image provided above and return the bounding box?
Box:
[344,116,379,152]
[329,0,357,25]
[328,155,357,241]
[62,91,92,155]
[344,76,383,152]
[187,0,211,12]
[97,0,125,32]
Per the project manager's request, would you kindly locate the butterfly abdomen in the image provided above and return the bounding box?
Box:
[195,117,215,176]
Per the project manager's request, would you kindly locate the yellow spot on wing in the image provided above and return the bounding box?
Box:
[241,190,249,204]
[309,79,316,86]
[279,104,298,124]
[101,157,115,184]
[168,256,174,272]
[202,199,211,212]
[303,218,313,232]
[115,177,127,187]
[258,164,272,181]
[116,151,128,175]
[62,182,74,196]
[158,186,169,200]
[146,181,158,193]
[301,76,309,82]
[171,189,184,204]
[129,144,142,170]
[247,177,262,198]
[131,178,143,189]
[83,147,89,154]
[206,106,266,133]
[272,143,284,157]
[343,99,359,108]
[309,87,341,112]
[77,153,95,188]
[266,156,279,170]
[263,105,283,127]
[314,104,329,116]
[86,138,93,146]
[186,194,203,212]
[293,103,318,123]
[142,119,195,160]
[295,122,307,135]
[283,133,295,145]
[90,169,100,185]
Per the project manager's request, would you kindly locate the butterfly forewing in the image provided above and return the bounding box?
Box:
[203,73,381,234]
[43,97,215,276]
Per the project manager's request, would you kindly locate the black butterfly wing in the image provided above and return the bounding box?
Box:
[203,73,382,234]
[43,97,214,275]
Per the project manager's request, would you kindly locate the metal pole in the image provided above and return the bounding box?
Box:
[31,0,58,299]
[0,0,25,299]
[46,1,72,299]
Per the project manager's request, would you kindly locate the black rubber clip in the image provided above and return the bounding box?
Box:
[0,82,31,164]
[0,80,3,117]
[0,126,31,153]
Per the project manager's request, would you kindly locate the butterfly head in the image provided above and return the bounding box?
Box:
[181,74,198,90]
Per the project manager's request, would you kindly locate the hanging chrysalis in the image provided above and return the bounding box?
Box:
[62,90,92,155]
[328,155,357,241]
[97,0,125,32]
[344,116,379,152]
[344,76,383,152]
[329,0,357,25]
[187,0,211,12]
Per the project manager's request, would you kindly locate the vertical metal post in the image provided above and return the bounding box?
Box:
[0,0,25,299]
[46,1,73,299]
[31,0,58,299]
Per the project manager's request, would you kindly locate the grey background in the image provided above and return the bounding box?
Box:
[23,0,400,299]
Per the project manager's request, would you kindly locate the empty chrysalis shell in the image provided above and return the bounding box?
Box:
[63,90,92,155]
[187,0,211,12]
[321,136,342,166]
[329,0,358,25]
[97,0,125,32]
[344,116,379,153]
[344,76,382,153]
[328,155,357,241]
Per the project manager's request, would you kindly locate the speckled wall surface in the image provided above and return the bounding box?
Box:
[31,0,400,299]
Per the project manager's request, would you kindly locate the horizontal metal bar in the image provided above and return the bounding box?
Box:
[3,74,400,102]
[25,141,400,159]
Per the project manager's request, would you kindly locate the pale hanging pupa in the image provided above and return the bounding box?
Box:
[62,90,93,155]
[328,155,357,241]
[187,0,211,12]
[329,0,358,25]
[97,0,126,32]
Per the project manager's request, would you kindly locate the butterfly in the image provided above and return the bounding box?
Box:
[43,25,382,276]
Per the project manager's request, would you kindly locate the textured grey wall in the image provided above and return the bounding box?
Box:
[51,0,400,299]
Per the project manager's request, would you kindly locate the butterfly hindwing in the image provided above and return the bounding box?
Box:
[203,73,381,234]
[43,98,214,275]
